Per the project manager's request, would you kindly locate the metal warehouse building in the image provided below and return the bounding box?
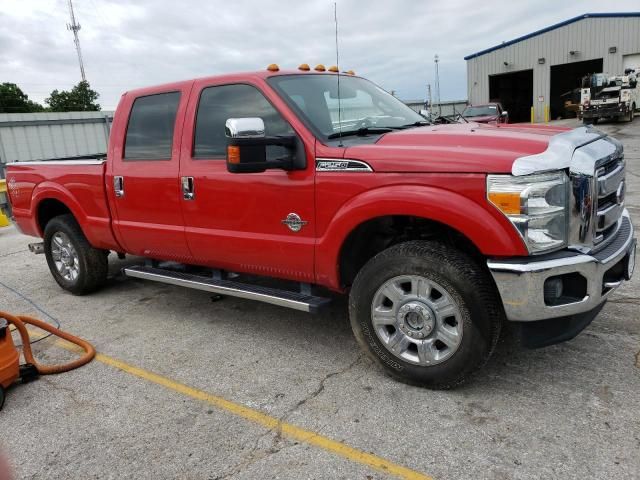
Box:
[465,12,640,123]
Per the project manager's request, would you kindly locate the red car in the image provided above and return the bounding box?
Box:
[461,103,508,123]
[5,66,635,388]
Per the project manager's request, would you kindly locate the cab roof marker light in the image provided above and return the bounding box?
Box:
[328,65,339,72]
[267,64,279,72]
[314,64,326,72]
[298,63,310,71]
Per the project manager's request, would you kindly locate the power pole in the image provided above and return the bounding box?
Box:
[67,0,87,82]
[426,84,432,112]
[434,54,441,116]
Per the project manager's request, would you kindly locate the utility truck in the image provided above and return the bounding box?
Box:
[5,65,636,388]
[581,69,639,123]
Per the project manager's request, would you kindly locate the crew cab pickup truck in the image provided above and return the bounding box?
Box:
[5,65,636,388]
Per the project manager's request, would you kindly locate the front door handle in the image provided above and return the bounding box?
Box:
[114,176,124,197]
[182,176,195,200]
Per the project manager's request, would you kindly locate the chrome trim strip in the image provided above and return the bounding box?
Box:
[598,160,625,196]
[6,160,106,166]
[123,267,314,312]
[315,158,373,172]
[596,202,624,232]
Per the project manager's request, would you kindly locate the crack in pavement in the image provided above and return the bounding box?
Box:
[607,297,640,305]
[213,354,365,479]
[0,249,28,258]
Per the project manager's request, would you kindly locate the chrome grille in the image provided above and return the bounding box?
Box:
[594,156,625,244]
[568,139,625,253]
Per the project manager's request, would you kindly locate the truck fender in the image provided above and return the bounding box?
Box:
[315,185,528,289]
[30,182,118,251]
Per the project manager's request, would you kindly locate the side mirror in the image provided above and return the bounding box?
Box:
[501,111,508,117]
[225,118,301,174]
[225,117,266,139]
[418,109,430,119]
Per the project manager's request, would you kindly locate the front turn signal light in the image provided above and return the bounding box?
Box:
[488,192,521,215]
[227,145,240,164]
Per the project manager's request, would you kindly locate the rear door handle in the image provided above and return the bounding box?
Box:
[182,176,195,200]
[114,176,124,197]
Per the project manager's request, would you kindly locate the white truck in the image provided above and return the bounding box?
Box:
[581,69,639,124]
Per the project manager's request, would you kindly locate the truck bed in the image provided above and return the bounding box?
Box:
[5,157,120,250]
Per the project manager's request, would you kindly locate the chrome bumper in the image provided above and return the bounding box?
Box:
[488,210,636,322]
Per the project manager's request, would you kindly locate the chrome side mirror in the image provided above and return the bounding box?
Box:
[501,111,508,117]
[225,118,265,138]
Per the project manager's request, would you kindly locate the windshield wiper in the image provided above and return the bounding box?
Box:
[397,120,431,128]
[327,127,394,139]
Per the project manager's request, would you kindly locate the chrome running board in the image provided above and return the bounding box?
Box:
[123,265,331,313]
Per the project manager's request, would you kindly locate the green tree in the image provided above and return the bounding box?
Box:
[45,81,101,112]
[0,83,46,113]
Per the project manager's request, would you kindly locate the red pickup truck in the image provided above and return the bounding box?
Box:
[5,66,636,388]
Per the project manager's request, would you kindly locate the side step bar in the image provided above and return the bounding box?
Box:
[123,265,331,313]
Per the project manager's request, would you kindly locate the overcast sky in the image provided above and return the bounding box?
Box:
[2,0,639,110]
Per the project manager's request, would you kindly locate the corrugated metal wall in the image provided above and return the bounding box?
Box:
[0,111,113,177]
[466,16,640,122]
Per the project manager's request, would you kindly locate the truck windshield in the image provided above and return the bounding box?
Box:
[462,105,497,117]
[267,74,425,140]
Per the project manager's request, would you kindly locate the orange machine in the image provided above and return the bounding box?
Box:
[0,311,95,411]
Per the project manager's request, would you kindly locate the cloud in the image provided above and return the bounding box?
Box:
[1,0,638,109]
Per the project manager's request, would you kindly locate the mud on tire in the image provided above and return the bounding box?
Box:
[44,214,108,295]
[348,240,503,389]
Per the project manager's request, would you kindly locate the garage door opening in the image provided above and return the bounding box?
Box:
[550,58,603,119]
[489,70,533,123]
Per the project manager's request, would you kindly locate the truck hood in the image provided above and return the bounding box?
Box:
[344,122,569,174]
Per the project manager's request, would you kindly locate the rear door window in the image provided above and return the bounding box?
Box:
[124,92,181,161]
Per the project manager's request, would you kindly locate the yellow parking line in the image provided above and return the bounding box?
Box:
[42,335,434,480]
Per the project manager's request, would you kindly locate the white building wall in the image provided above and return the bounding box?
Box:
[466,16,640,122]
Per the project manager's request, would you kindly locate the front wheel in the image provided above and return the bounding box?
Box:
[349,241,503,389]
[44,214,108,295]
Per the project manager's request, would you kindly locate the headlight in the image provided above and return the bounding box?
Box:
[487,171,569,254]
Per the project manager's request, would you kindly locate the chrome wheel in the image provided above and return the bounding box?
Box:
[50,232,80,282]
[371,275,463,366]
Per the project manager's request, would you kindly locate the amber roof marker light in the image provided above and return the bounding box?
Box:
[328,65,339,72]
[314,64,326,72]
[266,64,279,72]
[298,63,311,71]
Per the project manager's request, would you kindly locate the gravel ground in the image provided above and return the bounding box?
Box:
[1,118,639,480]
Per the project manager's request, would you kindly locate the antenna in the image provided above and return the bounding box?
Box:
[67,0,87,83]
[434,54,441,116]
[334,2,343,146]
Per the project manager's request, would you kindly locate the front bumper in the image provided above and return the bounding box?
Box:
[582,105,629,119]
[488,210,635,322]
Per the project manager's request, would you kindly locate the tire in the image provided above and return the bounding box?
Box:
[349,240,503,389]
[43,214,108,295]
[0,385,5,411]
[629,105,635,122]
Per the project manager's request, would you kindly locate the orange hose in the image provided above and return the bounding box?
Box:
[0,311,95,375]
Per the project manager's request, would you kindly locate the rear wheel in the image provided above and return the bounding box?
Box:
[44,214,108,295]
[349,240,503,389]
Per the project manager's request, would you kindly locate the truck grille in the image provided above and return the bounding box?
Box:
[568,140,625,254]
[594,155,625,246]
